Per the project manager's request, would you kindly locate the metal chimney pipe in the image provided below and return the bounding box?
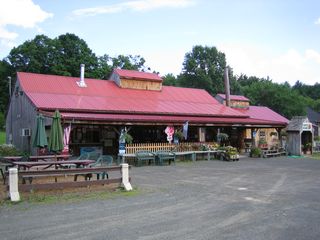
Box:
[80,64,85,83]
[224,67,231,107]
[77,64,87,87]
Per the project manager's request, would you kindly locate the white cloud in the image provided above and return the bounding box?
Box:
[0,0,53,45]
[315,17,320,25]
[218,43,320,85]
[128,48,185,76]
[72,0,195,17]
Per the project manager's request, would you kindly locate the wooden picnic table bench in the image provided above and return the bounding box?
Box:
[12,160,95,170]
[5,166,124,192]
[28,154,71,161]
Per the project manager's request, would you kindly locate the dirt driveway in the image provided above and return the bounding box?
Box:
[1,157,320,240]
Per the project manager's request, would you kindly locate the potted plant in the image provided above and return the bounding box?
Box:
[217,133,229,146]
[120,132,133,144]
[174,130,184,143]
[270,132,277,137]
[304,143,312,154]
[258,138,268,149]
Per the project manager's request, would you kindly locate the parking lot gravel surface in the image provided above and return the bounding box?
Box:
[1,156,320,240]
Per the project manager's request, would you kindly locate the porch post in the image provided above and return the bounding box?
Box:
[276,128,282,147]
[9,168,20,202]
[251,128,257,147]
[121,163,132,191]
[198,127,206,142]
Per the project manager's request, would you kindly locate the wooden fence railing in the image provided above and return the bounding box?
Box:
[125,142,216,154]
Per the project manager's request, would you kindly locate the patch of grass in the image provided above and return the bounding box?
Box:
[0,187,140,207]
[310,153,320,160]
[0,131,5,144]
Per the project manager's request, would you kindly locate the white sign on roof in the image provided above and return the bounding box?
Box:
[302,122,312,131]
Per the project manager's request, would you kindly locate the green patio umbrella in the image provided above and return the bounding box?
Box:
[32,114,48,148]
[48,110,64,153]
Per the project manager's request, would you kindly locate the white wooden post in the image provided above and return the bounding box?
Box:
[9,168,20,202]
[121,163,132,191]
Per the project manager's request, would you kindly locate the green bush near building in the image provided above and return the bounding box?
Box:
[0,143,22,156]
[0,131,5,145]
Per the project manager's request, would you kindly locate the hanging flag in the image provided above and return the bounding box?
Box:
[183,121,188,140]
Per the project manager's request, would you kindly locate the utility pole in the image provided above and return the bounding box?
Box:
[8,76,12,144]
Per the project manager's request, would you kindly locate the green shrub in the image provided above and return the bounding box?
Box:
[250,147,261,157]
[258,138,267,145]
[0,144,22,156]
[0,112,4,130]
[0,131,5,144]
[200,144,210,151]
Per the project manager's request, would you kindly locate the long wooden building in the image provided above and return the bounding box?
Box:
[6,68,288,155]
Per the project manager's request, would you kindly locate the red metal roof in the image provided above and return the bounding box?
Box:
[217,94,250,101]
[113,69,163,82]
[56,112,285,126]
[18,72,246,117]
[236,106,289,124]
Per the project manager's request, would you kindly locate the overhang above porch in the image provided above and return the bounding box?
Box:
[41,111,287,128]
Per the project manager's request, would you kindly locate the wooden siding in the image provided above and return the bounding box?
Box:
[120,78,162,91]
[287,132,301,155]
[223,100,249,108]
[6,79,38,154]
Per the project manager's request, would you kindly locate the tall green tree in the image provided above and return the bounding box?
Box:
[293,80,320,100]
[241,80,309,119]
[7,35,56,74]
[0,60,14,113]
[112,54,147,71]
[177,45,227,95]
[162,73,177,86]
[52,33,99,78]
[95,54,112,80]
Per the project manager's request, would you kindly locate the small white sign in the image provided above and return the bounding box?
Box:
[302,122,312,130]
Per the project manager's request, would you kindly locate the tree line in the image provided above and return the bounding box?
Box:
[0,33,319,129]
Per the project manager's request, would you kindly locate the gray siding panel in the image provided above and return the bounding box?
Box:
[287,132,301,155]
[6,79,38,154]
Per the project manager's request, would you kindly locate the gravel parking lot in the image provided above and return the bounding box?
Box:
[1,156,320,240]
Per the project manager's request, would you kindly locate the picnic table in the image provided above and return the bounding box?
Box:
[2,154,71,162]
[3,156,23,162]
[28,154,71,161]
[12,160,95,170]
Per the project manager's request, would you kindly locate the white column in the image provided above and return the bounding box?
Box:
[9,168,20,202]
[198,127,206,142]
[121,163,132,191]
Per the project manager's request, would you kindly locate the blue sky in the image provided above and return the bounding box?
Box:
[1,0,320,85]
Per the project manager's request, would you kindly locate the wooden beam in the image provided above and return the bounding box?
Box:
[19,178,122,192]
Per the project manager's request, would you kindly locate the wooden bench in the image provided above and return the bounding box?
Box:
[156,151,175,165]
[135,151,156,167]
[263,148,287,158]
[6,166,123,192]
